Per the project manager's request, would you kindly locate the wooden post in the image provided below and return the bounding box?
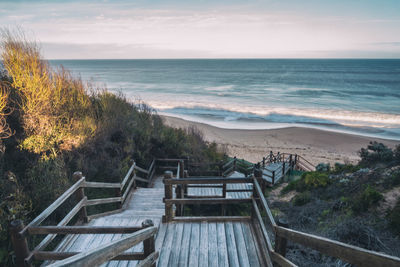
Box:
[233,156,237,172]
[183,170,188,197]
[262,157,265,168]
[142,219,156,267]
[175,184,182,216]
[275,218,289,257]
[10,220,31,267]
[179,160,184,179]
[282,162,286,177]
[163,171,173,222]
[73,172,88,223]
[272,170,275,185]
[221,179,227,216]
[294,154,298,169]
[269,151,273,162]
[289,154,293,172]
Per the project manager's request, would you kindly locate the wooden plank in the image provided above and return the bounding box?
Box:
[199,222,209,266]
[21,177,85,235]
[252,199,274,252]
[173,216,250,222]
[270,251,298,267]
[86,197,122,206]
[28,225,143,235]
[135,176,149,183]
[83,182,120,188]
[121,162,135,189]
[241,222,261,267]
[208,222,218,267]
[275,226,400,267]
[168,223,184,266]
[188,223,200,267]
[135,165,149,174]
[217,223,229,267]
[87,209,123,222]
[33,197,87,252]
[164,177,253,185]
[46,226,157,267]
[253,178,276,227]
[233,222,251,267]
[34,251,146,261]
[165,198,251,205]
[157,223,175,266]
[137,251,159,267]
[178,223,192,267]
[121,174,135,203]
[225,222,240,266]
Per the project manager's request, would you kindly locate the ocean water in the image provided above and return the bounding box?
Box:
[50,59,400,140]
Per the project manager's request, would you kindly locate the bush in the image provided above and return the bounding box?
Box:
[359,141,394,166]
[333,163,360,174]
[316,163,330,172]
[293,191,311,206]
[352,185,383,213]
[304,172,330,188]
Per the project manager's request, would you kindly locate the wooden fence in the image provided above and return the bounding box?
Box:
[162,173,400,267]
[9,160,158,267]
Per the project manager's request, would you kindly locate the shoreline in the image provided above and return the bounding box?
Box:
[161,115,400,165]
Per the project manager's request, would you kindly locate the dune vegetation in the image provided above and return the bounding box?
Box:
[0,29,224,265]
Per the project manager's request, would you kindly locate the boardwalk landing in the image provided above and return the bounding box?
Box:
[52,175,267,266]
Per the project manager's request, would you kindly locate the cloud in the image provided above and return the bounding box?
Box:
[1,1,400,58]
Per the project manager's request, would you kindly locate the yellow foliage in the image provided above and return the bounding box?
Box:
[1,28,96,156]
[0,83,13,139]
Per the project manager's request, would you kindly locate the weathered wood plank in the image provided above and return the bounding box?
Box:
[225,222,240,266]
[86,197,122,206]
[178,223,192,267]
[208,222,218,267]
[29,225,143,235]
[253,178,276,227]
[275,226,400,267]
[84,182,121,188]
[164,177,253,185]
[172,216,251,222]
[252,199,273,252]
[137,251,159,267]
[233,222,251,267]
[188,223,200,267]
[134,165,149,174]
[199,222,209,267]
[216,223,229,267]
[34,251,146,261]
[270,251,297,267]
[34,197,87,252]
[121,162,135,189]
[241,222,261,267]
[165,198,251,205]
[168,223,184,266]
[21,177,85,235]
[157,223,175,266]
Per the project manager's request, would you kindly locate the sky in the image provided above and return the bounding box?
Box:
[1,0,400,59]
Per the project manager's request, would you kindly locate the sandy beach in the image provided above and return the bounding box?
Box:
[162,115,400,166]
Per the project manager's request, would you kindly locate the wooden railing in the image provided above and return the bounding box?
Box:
[161,172,400,267]
[250,176,400,267]
[46,221,158,267]
[221,156,254,177]
[163,175,253,222]
[9,160,157,267]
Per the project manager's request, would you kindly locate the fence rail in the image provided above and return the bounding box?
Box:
[10,159,158,267]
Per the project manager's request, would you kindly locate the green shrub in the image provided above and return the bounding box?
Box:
[359,141,394,166]
[293,191,312,206]
[388,198,400,235]
[352,185,383,213]
[333,163,360,174]
[304,172,330,188]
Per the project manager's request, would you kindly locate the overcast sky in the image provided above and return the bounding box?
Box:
[1,0,400,59]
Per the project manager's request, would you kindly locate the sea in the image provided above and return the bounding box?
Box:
[50,59,400,141]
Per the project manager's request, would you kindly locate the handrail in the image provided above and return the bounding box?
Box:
[20,177,85,236]
[47,226,158,267]
[274,226,400,267]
